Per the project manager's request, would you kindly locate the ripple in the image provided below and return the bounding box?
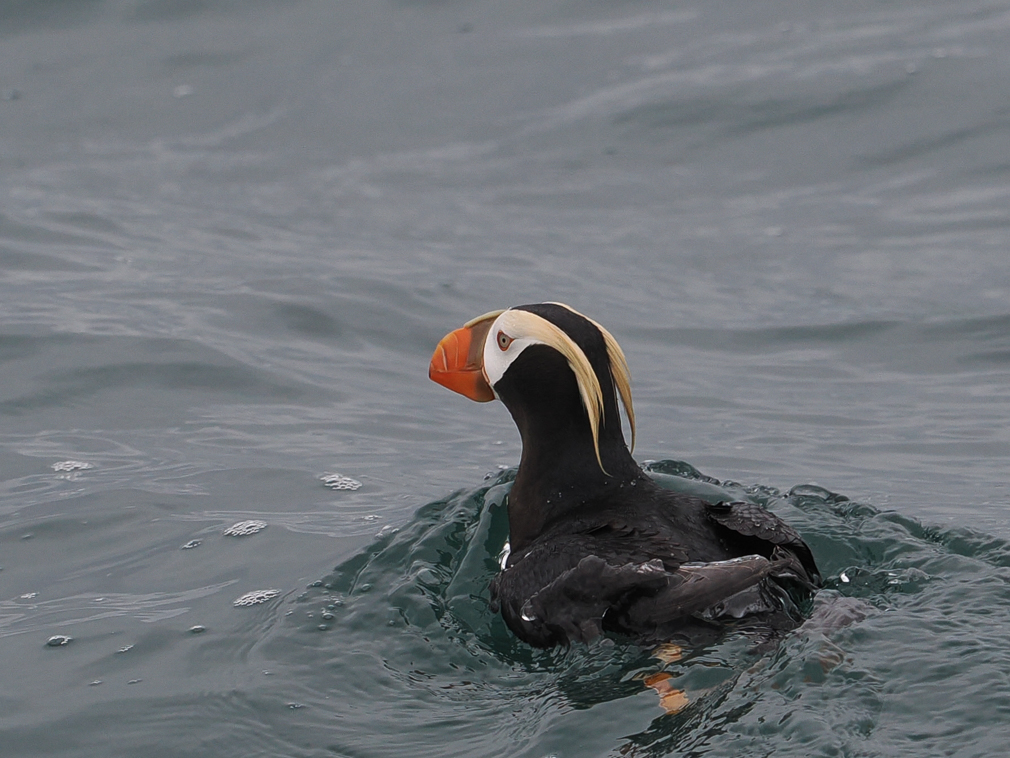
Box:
[0,581,238,638]
[172,507,395,539]
[254,461,1010,757]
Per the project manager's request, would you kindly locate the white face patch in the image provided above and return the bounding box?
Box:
[481,310,543,392]
[476,305,636,472]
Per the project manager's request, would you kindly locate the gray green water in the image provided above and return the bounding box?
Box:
[2,0,1010,755]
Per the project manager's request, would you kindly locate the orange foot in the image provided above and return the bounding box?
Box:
[643,672,690,715]
[652,642,683,664]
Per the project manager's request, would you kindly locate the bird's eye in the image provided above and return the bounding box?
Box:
[497,331,514,351]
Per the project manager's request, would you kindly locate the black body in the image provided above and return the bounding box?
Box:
[487,304,820,647]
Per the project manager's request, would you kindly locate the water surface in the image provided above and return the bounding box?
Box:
[1,0,1009,755]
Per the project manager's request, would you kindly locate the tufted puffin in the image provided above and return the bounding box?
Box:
[429,303,820,648]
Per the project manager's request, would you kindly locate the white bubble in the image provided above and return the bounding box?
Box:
[224,520,267,537]
[233,589,281,606]
[52,461,92,472]
[320,473,362,491]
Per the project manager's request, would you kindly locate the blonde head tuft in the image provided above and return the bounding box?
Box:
[494,305,635,472]
[545,303,636,455]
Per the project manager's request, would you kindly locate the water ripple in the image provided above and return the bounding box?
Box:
[246,462,1010,756]
[0,581,238,639]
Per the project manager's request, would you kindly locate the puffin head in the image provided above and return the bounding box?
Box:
[429,303,635,472]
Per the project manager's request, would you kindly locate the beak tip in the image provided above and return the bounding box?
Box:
[429,325,495,402]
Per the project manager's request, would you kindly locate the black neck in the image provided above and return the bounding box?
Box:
[495,344,642,550]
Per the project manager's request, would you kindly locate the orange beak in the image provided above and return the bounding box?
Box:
[429,315,498,402]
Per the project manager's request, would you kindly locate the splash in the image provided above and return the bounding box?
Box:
[258,462,1010,757]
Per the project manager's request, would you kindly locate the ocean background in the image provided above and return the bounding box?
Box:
[2,0,1010,755]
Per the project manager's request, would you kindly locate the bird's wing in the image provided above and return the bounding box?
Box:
[706,500,820,585]
[620,553,782,628]
[495,554,670,646]
[492,549,788,646]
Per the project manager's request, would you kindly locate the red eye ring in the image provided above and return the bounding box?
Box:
[496,331,514,351]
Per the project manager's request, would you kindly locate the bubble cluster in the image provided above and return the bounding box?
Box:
[224,520,268,537]
[320,473,362,491]
[51,461,93,472]
[233,589,281,607]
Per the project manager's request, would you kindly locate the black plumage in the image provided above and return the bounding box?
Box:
[490,487,820,647]
[435,303,821,648]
